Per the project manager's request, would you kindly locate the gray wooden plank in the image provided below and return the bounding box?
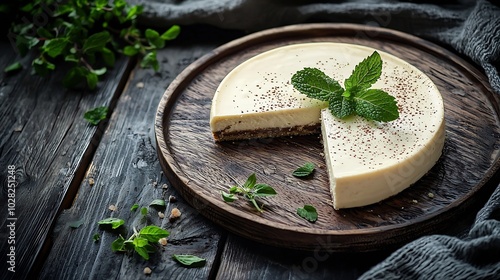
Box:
[0,43,132,280]
[38,33,234,279]
[215,234,390,280]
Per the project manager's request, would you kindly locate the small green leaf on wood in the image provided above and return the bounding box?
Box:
[84,106,108,126]
[297,205,318,222]
[4,62,23,73]
[292,162,315,177]
[97,217,124,229]
[149,199,166,208]
[69,219,85,229]
[172,254,206,268]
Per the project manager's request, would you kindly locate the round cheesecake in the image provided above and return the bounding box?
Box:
[210,42,445,209]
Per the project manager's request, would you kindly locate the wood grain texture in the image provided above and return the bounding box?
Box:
[155,24,500,251]
[0,43,131,280]
[39,41,229,279]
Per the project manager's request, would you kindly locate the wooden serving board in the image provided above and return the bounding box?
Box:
[155,23,500,251]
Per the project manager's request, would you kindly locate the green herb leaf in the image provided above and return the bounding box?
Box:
[354,89,399,122]
[291,67,343,102]
[344,51,382,92]
[291,51,398,122]
[149,199,166,208]
[134,245,150,260]
[222,174,276,212]
[111,236,125,251]
[43,38,69,58]
[297,205,318,222]
[161,25,181,40]
[97,217,124,229]
[4,62,23,74]
[292,162,315,177]
[139,225,170,242]
[69,219,85,229]
[253,184,277,197]
[84,106,108,126]
[86,72,98,90]
[63,66,87,88]
[133,236,149,248]
[141,207,148,216]
[93,233,100,242]
[82,31,111,54]
[221,191,237,202]
[140,51,160,71]
[172,254,206,268]
[123,45,138,56]
[243,173,257,189]
[130,204,139,212]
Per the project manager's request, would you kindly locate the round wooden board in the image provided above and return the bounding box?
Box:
[155,23,500,251]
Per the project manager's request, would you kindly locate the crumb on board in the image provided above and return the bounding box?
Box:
[169,208,181,222]
[159,238,168,246]
[108,204,117,211]
[89,178,95,186]
[158,212,165,219]
[428,192,435,198]
[143,267,152,275]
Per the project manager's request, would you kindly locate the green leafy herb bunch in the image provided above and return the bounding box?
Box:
[7,0,180,89]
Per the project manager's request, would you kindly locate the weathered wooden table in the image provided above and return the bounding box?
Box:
[0,24,498,280]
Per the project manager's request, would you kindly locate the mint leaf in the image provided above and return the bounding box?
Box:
[297,205,318,222]
[344,51,382,92]
[139,225,169,243]
[354,89,399,122]
[140,51,159,71]
[83,31,111,54]
[221,191,237,202]
[111,236,125,251]
[93,233,100,242]
[69,219,84,229]
[4,62,22,73]
[149,199,166,208]
[243,173,257,189]
[291,67,343,102]
[43,38,69,58]
[172,254,206,268]
[328,93,355,119]
[292,162,315,177]
[134,245,150,260]
[253,184,277,197]
[130,204,139,211]
[291,51,398,122]
[133,236,149,248]
[161,25,181,40]
[98,217,124,229]
[141,207,148,216]
[84,106,108,126]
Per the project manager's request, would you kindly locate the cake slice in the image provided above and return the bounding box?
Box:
[210,42,445,209]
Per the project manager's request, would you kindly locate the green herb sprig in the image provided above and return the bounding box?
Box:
[8,0,180,89]
[291,51,399,122]
[221,173,277,212]
[111,225,169,260]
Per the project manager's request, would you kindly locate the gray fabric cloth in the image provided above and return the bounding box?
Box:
[133,0,500,279]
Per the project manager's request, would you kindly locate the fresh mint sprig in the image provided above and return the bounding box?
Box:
[111,225,169,260]
[221,173,277,212]
[291,51,399,122]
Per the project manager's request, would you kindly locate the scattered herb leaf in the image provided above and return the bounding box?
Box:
[69,219,85,229]
[93,233,100,242]
[130,203,139,212]
[221,173,276,212]
[297,205,318,222]
[141,207,148,216]
[97,217,125,229]
[172,254,206,268]
[111,225,169,260]
[149,199,166,208]
[4,62,22,73]
[291,51,399,122]
[292,162,315,177]
[84,106,108,126]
